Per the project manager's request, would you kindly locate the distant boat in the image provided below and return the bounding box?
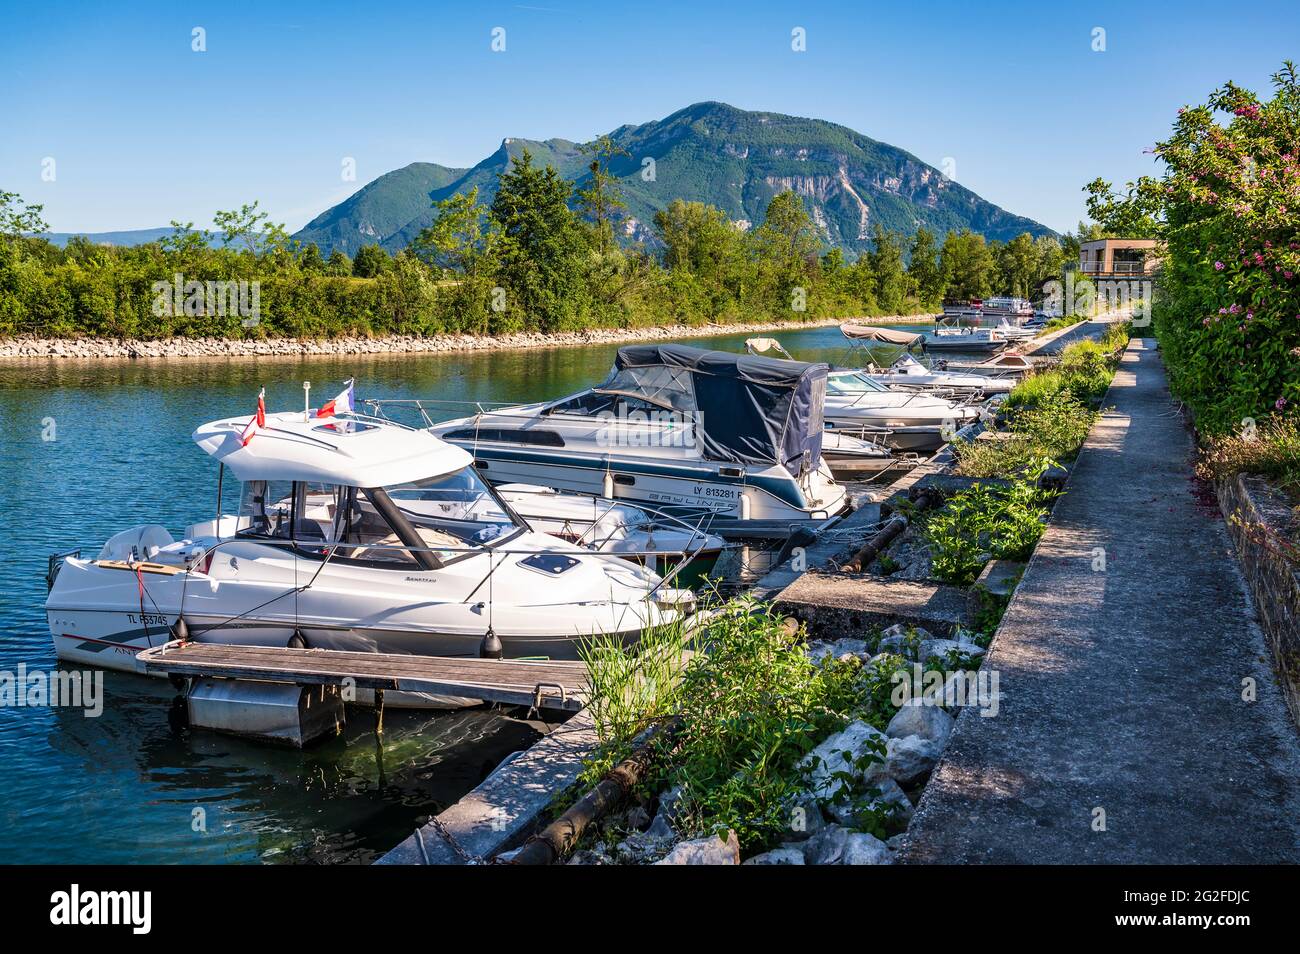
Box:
[925,327,1008,353]
[981,297,1035,320]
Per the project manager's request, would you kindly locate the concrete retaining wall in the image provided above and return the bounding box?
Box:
[1216,473,1300,731]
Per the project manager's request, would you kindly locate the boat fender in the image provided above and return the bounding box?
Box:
[167,694,189,733]
[287,629,308,650]
[602,471,614,499]
[480,628,503,660]
[170,616,190,644]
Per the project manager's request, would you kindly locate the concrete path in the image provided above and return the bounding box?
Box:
[1025,314,1124,356]
[902,339,1300,863]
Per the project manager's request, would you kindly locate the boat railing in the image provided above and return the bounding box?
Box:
[362,397,527,428]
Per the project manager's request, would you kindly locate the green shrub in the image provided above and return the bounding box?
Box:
[922,477,1054,585]
[1196,417,1300,498]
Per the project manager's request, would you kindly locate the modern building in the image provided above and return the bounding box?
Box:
[1078,238,1161,278]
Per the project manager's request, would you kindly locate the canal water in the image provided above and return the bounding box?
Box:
[0,322,907,864]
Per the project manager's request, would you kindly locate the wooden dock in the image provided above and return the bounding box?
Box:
[137,641,589,712]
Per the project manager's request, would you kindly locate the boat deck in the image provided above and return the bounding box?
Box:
[136,641,590,712]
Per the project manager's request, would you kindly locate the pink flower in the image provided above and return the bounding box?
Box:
[1214,261,1224,270]
[1276,397,1288,410]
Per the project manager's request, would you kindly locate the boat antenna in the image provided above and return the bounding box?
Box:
[303,381,311,421]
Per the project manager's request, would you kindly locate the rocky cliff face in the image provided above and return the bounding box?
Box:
[293,102,1053,257]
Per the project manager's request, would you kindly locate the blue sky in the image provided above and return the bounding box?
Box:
[1,0,1295,235]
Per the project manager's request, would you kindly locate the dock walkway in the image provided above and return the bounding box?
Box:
[902,339,1300,863]
[138,642,589,712]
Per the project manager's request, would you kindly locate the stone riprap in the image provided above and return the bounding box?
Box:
[0,314,935,361]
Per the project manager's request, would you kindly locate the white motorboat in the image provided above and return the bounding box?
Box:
[925,327,1009,353]
[943,351,1035,375]
[421,344,850,538]
[745,336,981,452]
[823,370,981,452]
[989,318,1036,342]
[494,483,726,578]
[819,431,907,479]
[980,297,1035,320]
[864,354,1014,396]
[45,411,696,691]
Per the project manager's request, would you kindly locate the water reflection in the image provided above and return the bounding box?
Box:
[0,323,906,864]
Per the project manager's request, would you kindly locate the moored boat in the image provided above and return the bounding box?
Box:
[45,409,696,701]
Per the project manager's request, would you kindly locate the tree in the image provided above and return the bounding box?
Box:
[489,148,591,330]
[997,232,1038,297]
[414,187,497,276]
[940,229,996,300]
[212,200,295,257]
[325,248,353,277]
[0,189,49,238]
[158,220,213,261]
[1084,177,1162,238]
[907,227,945,307]
[352,244,390,278]
[575,134,630,257]
[868,225,907,313]
[654,200,739,277]
[1032,235,1065,291]
[299,242,325,272]
[753,191,820,306]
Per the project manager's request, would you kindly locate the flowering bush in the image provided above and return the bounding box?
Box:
[1090,63,1300,433]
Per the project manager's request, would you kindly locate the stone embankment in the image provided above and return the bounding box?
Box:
[0,314,936,361]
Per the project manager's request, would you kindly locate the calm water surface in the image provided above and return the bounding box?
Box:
[0,323,902,864]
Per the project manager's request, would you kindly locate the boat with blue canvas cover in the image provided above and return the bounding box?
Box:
[413,344,850,538]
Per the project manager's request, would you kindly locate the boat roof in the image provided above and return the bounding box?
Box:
[839,323,924,345]
[192,411,473,486]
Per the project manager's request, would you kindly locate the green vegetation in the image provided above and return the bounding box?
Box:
[577,602,930,852]
[1086,62,1300,438]
[954,326,1129,479]
[1,162,1070,340]
[1197,418,1300,499]
[922,476,1054,586]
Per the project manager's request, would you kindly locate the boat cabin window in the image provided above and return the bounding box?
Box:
[383,467,523,558]
[238,480,297,539]
[235,470,524,568]
[442,426,565,447]
[827,372,889,395]
[547,389,690,420]
[546,390,618,417]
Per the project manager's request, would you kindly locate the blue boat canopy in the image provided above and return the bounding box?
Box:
[603,344,827,474]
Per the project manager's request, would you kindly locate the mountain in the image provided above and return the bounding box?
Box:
[39,227,182,248]
[38,227,229,249]
[293,102,1054,257]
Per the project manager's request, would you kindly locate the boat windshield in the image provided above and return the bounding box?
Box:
[383,467,524,551]
[827,372,889,395]
[235,467,524,567]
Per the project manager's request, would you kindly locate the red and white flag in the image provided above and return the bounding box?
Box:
[316,379,355,418]
[240,388,266,445]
